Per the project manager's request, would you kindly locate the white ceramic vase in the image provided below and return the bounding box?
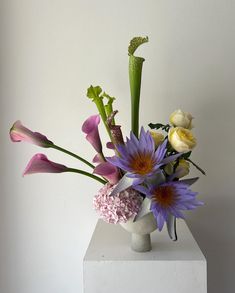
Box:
[120,212,157,252]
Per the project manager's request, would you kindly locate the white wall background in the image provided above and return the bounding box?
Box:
[0,0,235,292]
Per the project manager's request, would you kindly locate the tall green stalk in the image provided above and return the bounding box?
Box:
[128,36,148,138]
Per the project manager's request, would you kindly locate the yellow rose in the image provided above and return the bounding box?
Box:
[175,159,190,178]
[168,127,196,153]
[150,130,164,147]
[170,109,193,129]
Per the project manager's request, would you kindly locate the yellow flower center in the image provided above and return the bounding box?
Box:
[152,186,176,208]
[130,153,154,175]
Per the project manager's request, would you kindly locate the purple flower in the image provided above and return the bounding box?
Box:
[107,127,180,185]
[23,153,68,176]
[82,115,102,153]
[93,162,120,185]
[10,121,53,147]
[136,181,203,231]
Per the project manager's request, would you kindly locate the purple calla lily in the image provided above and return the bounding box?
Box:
[10,121,53,147]
[93,162,120,185]
[23,153,68,176]
[82,115,102,153]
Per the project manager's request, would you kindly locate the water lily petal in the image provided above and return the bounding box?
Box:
[109,174,135,197]
[166,214,177,241]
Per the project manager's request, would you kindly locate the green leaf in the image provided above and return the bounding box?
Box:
[87,85,102,100]
[182,151,192,159]
[148,123,165,130]
[128,36,149,56]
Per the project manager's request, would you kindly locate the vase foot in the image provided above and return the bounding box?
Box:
[131,233,151,252]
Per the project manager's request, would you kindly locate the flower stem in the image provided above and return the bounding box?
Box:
[66,168,107,184]
[51,144,94,169]
[128,36,148,138]
[186,158,206,175]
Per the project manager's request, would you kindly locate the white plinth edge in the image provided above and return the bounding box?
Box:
[83,219,207,293]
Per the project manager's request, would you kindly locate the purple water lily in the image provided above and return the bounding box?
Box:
[135,180,203,231]
[10,121,53,147]
[82,115,102,153]
[23,153,68,176]
[107,127,180,185]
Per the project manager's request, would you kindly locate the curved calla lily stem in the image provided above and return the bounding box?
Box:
[66,168,107,184]
[51,144,94,169]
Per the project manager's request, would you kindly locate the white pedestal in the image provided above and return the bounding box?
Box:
[83,219,207,293]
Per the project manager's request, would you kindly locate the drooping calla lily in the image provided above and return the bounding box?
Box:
[10,120,53,147]
[93,162,120,185]
[82,115,102,153]
[23,153,106,184]
[23,153,68,176]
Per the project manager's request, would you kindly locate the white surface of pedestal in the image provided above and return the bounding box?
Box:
[83,219,207,293]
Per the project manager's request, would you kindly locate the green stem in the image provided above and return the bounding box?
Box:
[94,98,113,142]
[128,37,148,138]
[66,168,107,184]
[129,55,145,137]
[186,158,206,175]
[105,103,115,124]
[51,144,94,169]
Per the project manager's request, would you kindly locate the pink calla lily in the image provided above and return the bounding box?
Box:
[93,153,105,164]
[10,120,53,147]
[23,153,68,176]
[82,115,102,153]
[93,162,120,185]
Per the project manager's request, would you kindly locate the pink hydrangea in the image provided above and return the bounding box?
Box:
[93,183,143,224]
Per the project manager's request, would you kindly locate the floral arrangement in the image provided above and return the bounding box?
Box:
[10,37,205,240]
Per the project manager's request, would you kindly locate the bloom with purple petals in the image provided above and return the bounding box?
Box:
[107,127,180,185]
[136,180,203,231]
